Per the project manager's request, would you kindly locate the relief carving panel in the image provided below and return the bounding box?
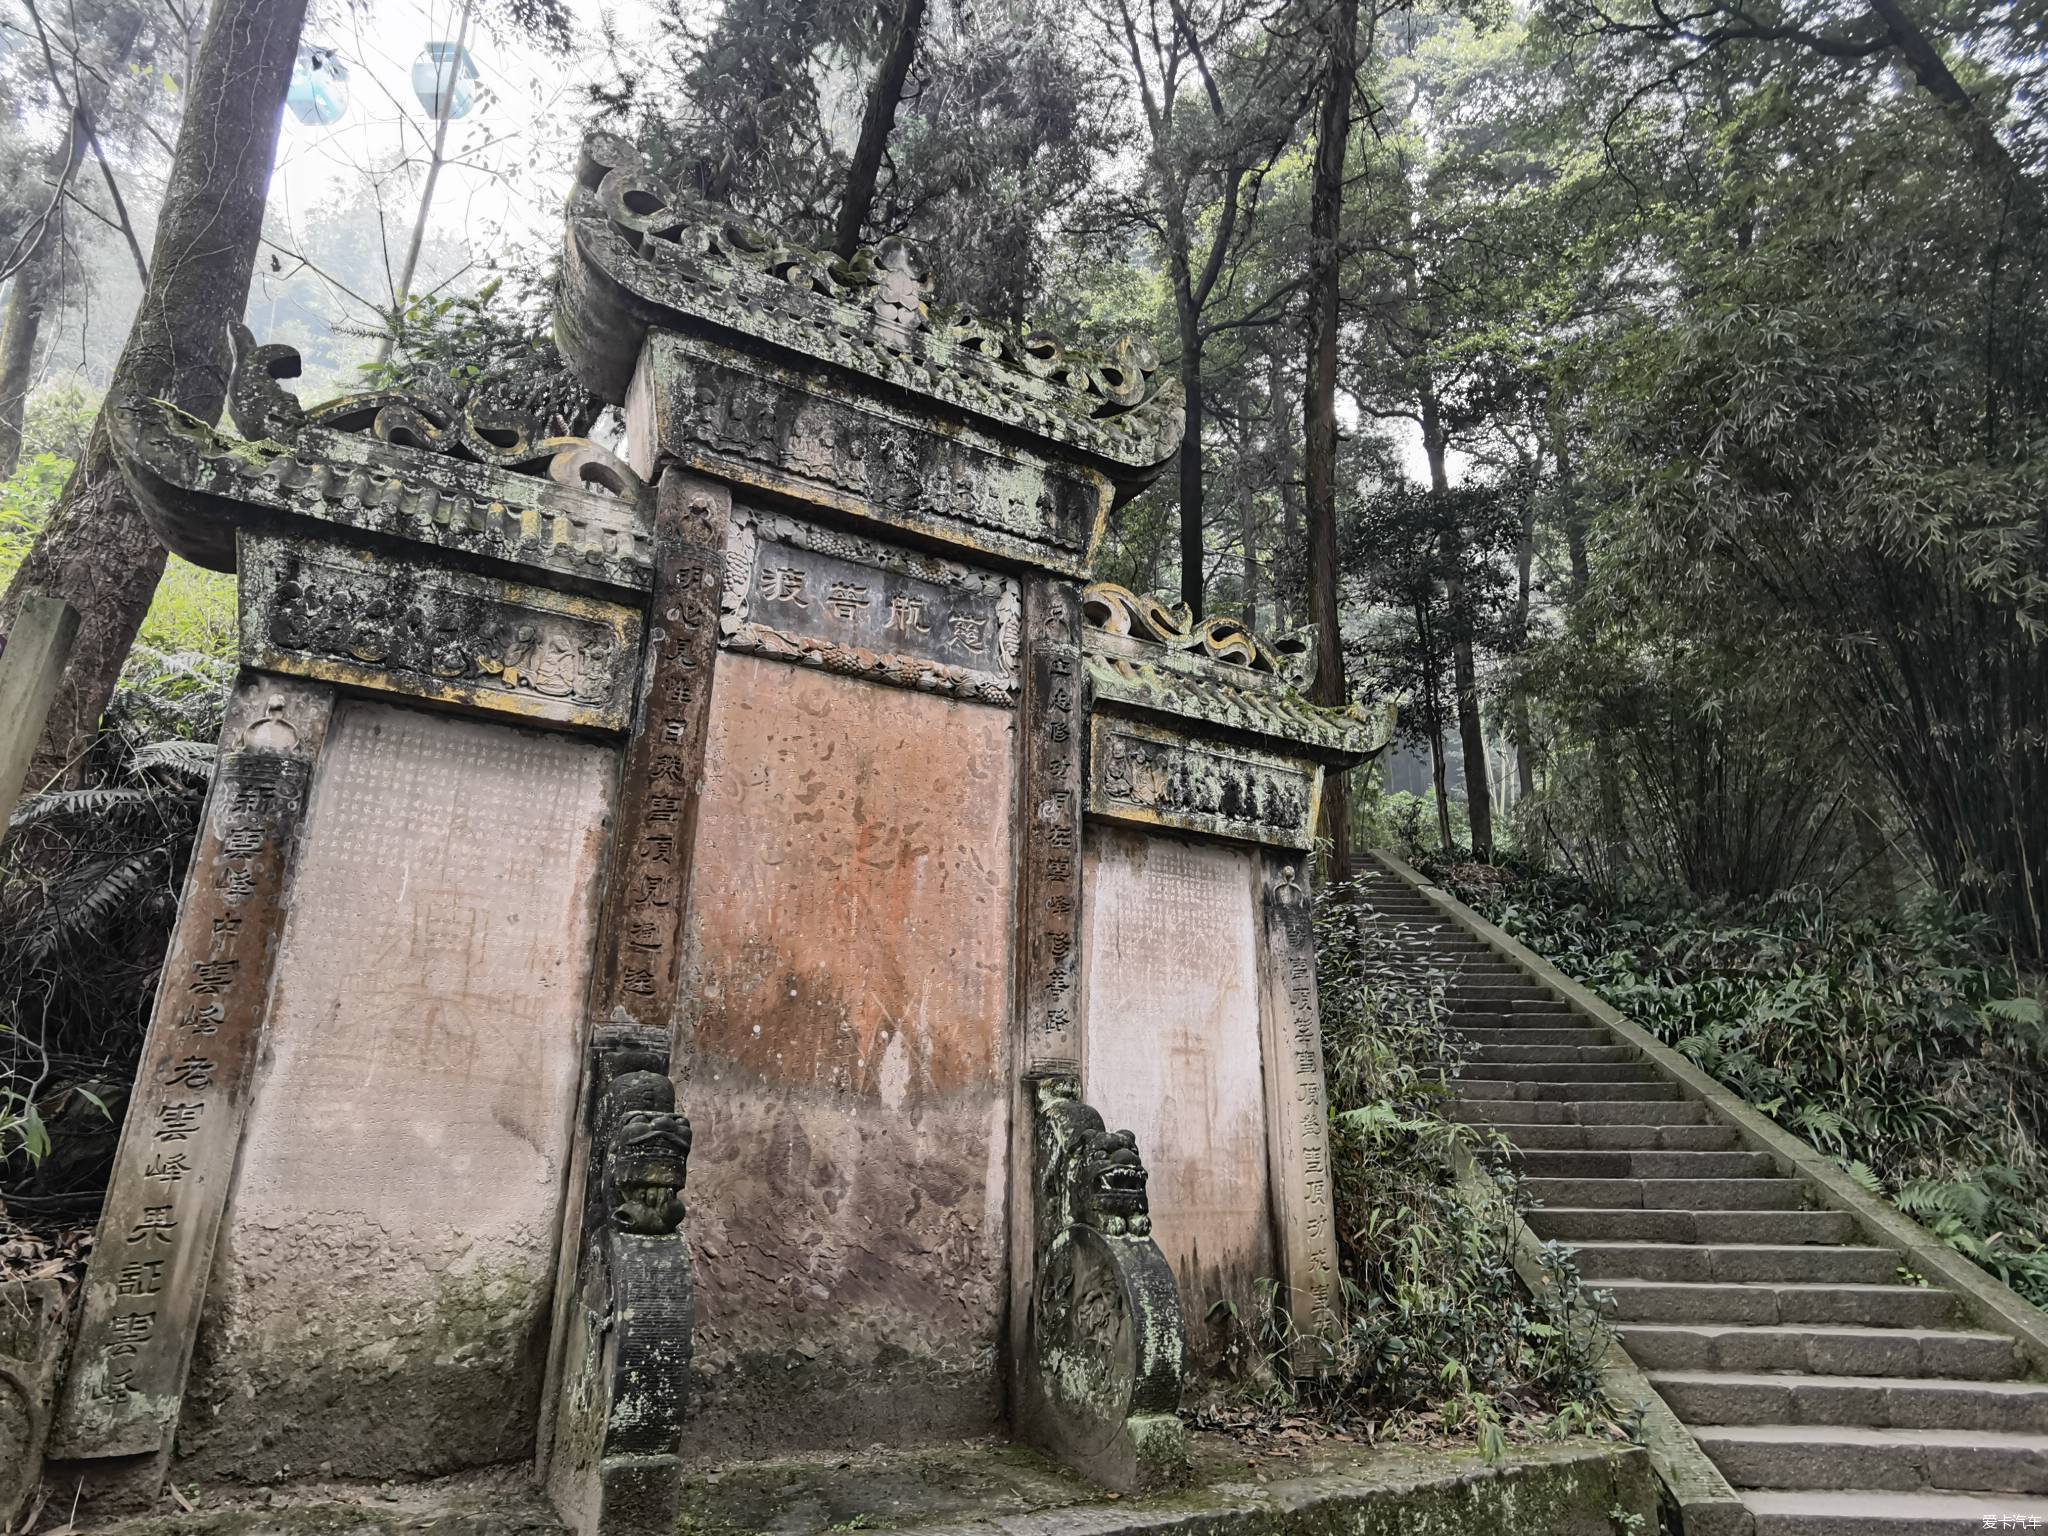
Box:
[630,335,1111,576]
[1087,718,1319,849]
[240,533,640,732]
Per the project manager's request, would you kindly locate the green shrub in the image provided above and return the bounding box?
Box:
[1269,879,1612,1447]
[1432,857,2048,1305]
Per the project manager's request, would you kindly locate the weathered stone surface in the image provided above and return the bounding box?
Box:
[1,1278,71,1526]
[547,1043,695,1536]
[52,679,334,1465]
[719,502,1020,704]
[1018,1078,1186,1493]
[109,399,651,594]
[239,533,642,732]
[559,134,1182,488]
[678,652,1015,1451]
[1088,718,1318,851]
[1254,858,1343,1358]
[626,336,1111,578]
[177,702,617,1480]
[1079,827,1273,1363]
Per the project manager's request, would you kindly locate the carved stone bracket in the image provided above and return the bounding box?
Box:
[546,1032,695,1535]
[1020,1078,1186,1493]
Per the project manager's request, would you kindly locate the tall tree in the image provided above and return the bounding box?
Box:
[0,0,309,789]
[0,0,159,477]
[834,0,929,257]
[1304,0,1363,868]
[1095,0,1314,617]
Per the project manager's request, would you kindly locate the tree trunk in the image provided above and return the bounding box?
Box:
[1511,469,1537,804]
[833,0,927,258]
[1550,396,1588,602]
[1305,0,1359,875]
[0,0,307,789]
[1269,346,1302,628]
[1177,301,1205,618]
[0,242,61,479]
[1238,419,1260,627]
[1423,385,1492,859]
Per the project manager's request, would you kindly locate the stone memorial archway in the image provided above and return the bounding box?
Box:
[40,131,1381,1531]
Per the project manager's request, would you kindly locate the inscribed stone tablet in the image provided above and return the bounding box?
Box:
[1080,826,1273,1360]
[177,702,616,1480]
[680,652,1016,1453]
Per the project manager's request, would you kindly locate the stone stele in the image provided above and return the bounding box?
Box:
[36,127,1384,1535]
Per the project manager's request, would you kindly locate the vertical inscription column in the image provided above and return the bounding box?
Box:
[1255,857,1344,1367]
[51,678,334,1462]
[1017,578,1085,1079]
[591,468,728,1046]
[545,467,725,1535]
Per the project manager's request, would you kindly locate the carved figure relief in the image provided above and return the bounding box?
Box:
[1024,1078,1186,1488]
[599,1071,692,1236]
[657,343,1102,566]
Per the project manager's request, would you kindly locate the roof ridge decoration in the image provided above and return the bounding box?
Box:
[559,132,1184,483]
[1079,581,1390,765]
[1081,581,1312,684]
[229,323,647,500]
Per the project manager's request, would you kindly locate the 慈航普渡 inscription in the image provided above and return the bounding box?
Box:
[720,506,1019,704]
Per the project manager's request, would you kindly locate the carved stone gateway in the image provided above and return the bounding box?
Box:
[44,127,1381,1527]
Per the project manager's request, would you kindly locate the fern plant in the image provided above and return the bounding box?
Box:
[0,648,229,1222]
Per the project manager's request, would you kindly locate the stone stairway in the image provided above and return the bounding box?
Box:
[1354,858,2048,1535]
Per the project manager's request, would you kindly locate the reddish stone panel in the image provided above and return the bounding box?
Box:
[680,652,1016,1451]
[1079,825,1275,1363]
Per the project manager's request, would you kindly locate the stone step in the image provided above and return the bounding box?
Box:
[1467,1043,1637,1064]
[1528,1208,1860,1245]
[1649,1371,2048,1434]
[1614,1323,2025,1379]
[1743,1487,2048,1536]
[1454,998,1573,1015]
[1599,1279,1956,1328]
[1697,1422,2048,1494]
[1571,1242,1902,1284]
[1450,1098,1710,1126]
[1499,1123,1740,1152]
[1523,1176,1811,1210]
[1514,1150,1777,1179]
[1447,1010,1587,1030]
[1446,983,1551,1001]
[1464,1061,1666,1083]
[1459,1027,1614,1047]
[1458,1081,1683,1103]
